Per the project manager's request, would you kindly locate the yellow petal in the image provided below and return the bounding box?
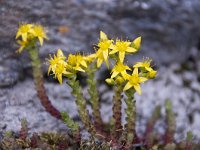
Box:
[126,47,137,53]
[123,73,131,80]
[148,70,157,78]
[87,53,96,60]
[111,71,119,78]
[139,77,148,83]
[134,84,142,95]
[57,74,63,84]
[109,44,116,50]
[125,66,131,70]
[57,49,64,57]
[145,66,152,72]
[121,71,128,79]
[97,58,103,68]
[38,37,43,45]
[105,59,110,69]
[133,62,143,68]
[16,31,21,39]
[81,60,87,68]
[63,70,72,75]
[105,78,114,85]
[132,36,141,50]
[123,82,133,91]
[109,49,118,54]
[119,52,125,62]
[103,50,108,61]
[100,31,108,40]
[47,66,52,75]
[132,68,138,75]
[75,66,85,72]
[22,33,27,41]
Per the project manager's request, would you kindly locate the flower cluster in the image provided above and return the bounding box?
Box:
[47,50,96,84]
[48,31,157,95]
[16,23,48,53]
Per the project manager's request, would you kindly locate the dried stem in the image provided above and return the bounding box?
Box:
[145,106,161,149]
[27,47,62,120]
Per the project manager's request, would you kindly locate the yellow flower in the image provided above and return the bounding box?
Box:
[16,23,33,41]
[123,68,148,95]
[147,69,157,79]
[96,49,109,68]
[16,40,29,53]
[31,25,48,45]
[133,58,153,72]
[110,40,137,62]
[96,31,113,67]
[131,36,141,50]
[66,54,88,72]
[47,49,71,84]
[53,62,69,84]
[47,49,66,74]
[111,62,131,79]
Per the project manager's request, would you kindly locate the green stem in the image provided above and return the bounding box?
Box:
[164,99,176,144]
[124,90,136,148]
[87,66,105,138]
[111,85,123,143]
[27,47,61,120]
[61,112,81,143]
[68,76,96,137]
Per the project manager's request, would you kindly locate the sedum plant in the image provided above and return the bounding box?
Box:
[14,23,194,150]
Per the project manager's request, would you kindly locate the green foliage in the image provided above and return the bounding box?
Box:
[61,112,79,131]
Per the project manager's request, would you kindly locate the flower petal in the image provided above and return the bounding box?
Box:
[38,37,44,46]
[121,71,128,79]
[126,47,137,53]
[100,31,108,40]
[109,49,118,54]
[97,58,103,68]
[119,51,125,62]
[22,33,27,41]
[139,77,148,83]
[123,82,133,91]
[75,66,85,72]
[133,62,143,68]
[132,36,141,50]
[81,60,87,68]
[57,74,63,84]
[111,71,119,78]
[132,68,138,75]
[103,50,108,61]
[134,84,142,95]
[145,66,152,72]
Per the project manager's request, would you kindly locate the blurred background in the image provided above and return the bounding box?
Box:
[0,0,200,141]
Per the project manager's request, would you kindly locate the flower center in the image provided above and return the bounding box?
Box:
[98,40,111,51]
[129,75,139,85]
[115,63,126,72]
[116,41,128,52]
